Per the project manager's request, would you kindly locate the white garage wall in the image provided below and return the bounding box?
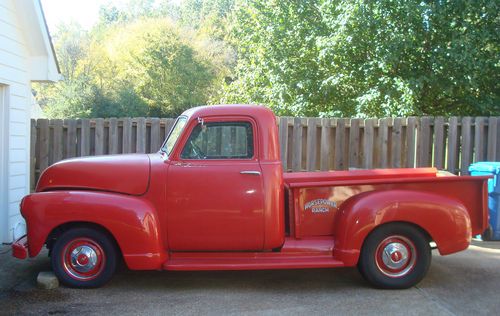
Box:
[0,0,32,242]
[0,85,9,242]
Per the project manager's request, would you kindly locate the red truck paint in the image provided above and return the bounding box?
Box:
[13,104,490,288]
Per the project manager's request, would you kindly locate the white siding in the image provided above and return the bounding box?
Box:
[0,0,31,242]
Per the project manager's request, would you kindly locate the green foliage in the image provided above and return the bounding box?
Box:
[35,1,233,118]
[222,0,500,117]
[131,21,215,116]
[37,0,499,118]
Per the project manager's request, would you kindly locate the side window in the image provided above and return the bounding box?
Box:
[181,121,254,159]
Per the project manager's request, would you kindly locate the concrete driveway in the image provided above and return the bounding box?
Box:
[1,241,499,315]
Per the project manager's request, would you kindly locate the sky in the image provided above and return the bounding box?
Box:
[41,1,183,34]
[40,0,129,33]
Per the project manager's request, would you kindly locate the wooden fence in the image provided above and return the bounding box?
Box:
[30,116,500,190]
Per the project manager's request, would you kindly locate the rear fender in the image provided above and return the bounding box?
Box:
[21,191,166,270]
[334,190,471,266]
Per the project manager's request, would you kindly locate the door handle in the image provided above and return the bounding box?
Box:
[240,171,261,176]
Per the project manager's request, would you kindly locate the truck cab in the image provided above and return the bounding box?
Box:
[13,104,490,290]
[162,105,284,251]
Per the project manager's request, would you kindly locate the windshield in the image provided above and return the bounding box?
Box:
[160,116,187,156]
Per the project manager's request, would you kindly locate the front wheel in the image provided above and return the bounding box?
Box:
[358,223,431,289]
[51,227,117,288]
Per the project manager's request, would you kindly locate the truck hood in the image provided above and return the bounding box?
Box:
[36,154,151,195]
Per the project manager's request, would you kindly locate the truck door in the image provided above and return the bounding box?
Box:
[166,118,265,251]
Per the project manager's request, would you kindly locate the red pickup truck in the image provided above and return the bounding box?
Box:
[13,105,489,289]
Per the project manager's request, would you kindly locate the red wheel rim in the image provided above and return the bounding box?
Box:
[375,235,417,278]
[61,238,106,281]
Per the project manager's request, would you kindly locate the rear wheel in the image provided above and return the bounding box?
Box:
[51,227,117,288]
[358,223,431,289]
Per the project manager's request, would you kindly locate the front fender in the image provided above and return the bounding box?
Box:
[21,191,166,270]
[334,190,471,266]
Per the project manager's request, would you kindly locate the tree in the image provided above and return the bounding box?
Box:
[35,4,231,118]
[222,0,500,117]
[131,21,216,116]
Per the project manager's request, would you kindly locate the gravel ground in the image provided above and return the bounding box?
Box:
[1,241,499,315]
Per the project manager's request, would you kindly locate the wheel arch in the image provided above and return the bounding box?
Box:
[359,221,433,252]
[22,191,167,270]
[46,221,122,257]
[334,189,472,266]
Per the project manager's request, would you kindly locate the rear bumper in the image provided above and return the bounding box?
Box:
[12,235,28,259]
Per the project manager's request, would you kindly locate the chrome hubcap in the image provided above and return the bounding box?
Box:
[70,245,98,273]
[375,235,417,278]
[62,238,105,281]
[381,242,409,270]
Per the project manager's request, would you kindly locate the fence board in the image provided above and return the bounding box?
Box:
[38,119,49,173]
[487,117,498,161]
[378,118,390,168]
[363,119,375,169]
[279,117,289,169]
[164,119,175,139]
[136,117,146,153]
[334,119,346,170]
[461,117,472,175]
[320,118,331,171]
[474,117,486,162]
[349,119,360,168]
[66,119,77,158]
[95,118,104,155]
[406,117,417,168]
[109,118,119,154]
[151,118,161,152]
[80,119,90,156]
[52,119,63,163]
[433,117,445,169]
[391,118,403,168]
[417,117,432,167]
[292,117,303,171]
[447,117,459,173]
[122,118,132,154]
[306,118,318,171]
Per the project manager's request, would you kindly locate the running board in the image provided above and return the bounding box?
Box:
[163,237,344,271]
[164,256,344,271]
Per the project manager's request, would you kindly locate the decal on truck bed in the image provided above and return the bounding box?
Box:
[304,199,337,213]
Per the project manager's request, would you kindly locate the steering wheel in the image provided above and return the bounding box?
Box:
[189,140,204,159]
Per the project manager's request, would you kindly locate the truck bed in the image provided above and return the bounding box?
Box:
[284,168,489,238]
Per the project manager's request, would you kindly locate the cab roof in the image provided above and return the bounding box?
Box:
[181,104,276,120]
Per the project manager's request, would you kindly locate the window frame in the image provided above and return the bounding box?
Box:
[174,116,259,162]
[160,115,188,157]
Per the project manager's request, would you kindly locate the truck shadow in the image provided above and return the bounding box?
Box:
[109,267,367,292]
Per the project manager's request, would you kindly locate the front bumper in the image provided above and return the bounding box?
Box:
[12,235,28,259]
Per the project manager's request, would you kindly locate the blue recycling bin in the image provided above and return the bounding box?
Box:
[469,162,500,240]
